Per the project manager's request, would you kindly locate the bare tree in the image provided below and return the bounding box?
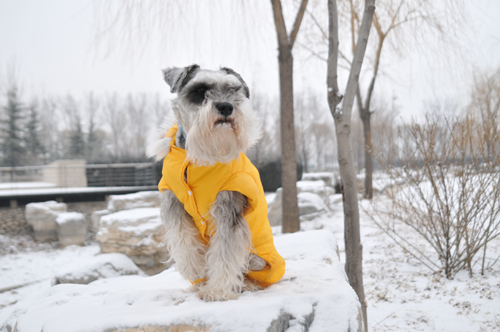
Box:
[467,68,500,164]
[370,115,500,278]
[303,0,464,198]
[104,93,127,160]
[126,93,150,159]
[246,91,280,167]
[327,0,375,329]
[270,0,309,233]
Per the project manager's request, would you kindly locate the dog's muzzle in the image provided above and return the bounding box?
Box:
[214,102,235,127]
[216,102,233,117]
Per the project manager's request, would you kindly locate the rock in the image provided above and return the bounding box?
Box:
[25,201,68,242]
[52,253,144,285]
[96,208,169,275]
[90,209,111,232]
[3,230,363,332]
[297,180,335,203]
[107,191,160,213]
[56,212,87,247]
[268,188,283,226]
[302,172,335,187]
[268,183,331,226]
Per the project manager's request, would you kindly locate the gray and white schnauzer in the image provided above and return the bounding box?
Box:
[147,65,285,302]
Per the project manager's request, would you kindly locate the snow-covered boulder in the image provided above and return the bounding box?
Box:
[268,181,332,226]
[2,230,363,332]
[56,212,87,247]
[90,191,161,232]
[297,180,335,202]
[90,209,110,232]
[107,191,160,213]
[52,253,144,285]
[25,201,68,242]
[297,192,329,221]
[96,208,168,275]
[302,172,335,187]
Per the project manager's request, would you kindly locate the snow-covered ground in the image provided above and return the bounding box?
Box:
[1,192,499,331]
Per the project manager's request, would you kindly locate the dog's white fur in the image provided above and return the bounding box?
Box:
[148,66,266,301]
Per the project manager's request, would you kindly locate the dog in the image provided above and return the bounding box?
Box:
[147,65,285,301]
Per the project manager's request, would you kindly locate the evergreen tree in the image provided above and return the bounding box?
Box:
[1,85,26,167]
[68,119,85,159]
[24,100,46,165]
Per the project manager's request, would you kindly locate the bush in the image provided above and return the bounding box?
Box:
[370,116,500,278]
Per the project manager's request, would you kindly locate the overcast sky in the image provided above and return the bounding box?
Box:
[1,0,499,120]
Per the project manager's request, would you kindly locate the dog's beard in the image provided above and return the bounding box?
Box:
[185,100,261,166]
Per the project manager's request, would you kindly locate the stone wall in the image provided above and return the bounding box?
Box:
[0,207,31,235]
[0,201,108,237]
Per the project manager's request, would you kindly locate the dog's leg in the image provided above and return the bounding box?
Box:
[160,190,206,287]
[198,191,254,301]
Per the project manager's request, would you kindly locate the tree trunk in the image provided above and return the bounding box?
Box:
[270,0,309,234]
[279,46,301,233]
[327,0,375,330]
[360,111,373,199]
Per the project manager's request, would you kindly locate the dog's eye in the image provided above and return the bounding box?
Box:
[229,86,241,93]
[187,84,210,105]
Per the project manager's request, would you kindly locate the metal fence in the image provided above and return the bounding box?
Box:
[0,162,159,189]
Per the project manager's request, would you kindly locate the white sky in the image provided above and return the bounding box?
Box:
[0,0,499,121]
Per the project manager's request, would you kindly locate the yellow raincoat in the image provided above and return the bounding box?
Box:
[158,125,285,287]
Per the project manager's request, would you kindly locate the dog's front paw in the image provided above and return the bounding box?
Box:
[197,287,239,302]
[185,282,203,293]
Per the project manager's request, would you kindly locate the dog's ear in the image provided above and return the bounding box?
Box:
[162,64,200,93]
[221,67,250,98]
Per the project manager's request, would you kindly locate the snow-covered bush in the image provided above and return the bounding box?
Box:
[370,116,500,278]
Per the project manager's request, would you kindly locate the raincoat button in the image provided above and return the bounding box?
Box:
[188,191,192,196]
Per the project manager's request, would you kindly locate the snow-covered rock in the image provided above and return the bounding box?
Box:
[297,180,335,202]
[107,191,161,213]
[96,208,169,275]
[268,181,333,226]
[55,212,87,247]
[2,230,363,332]
[25,201,68,242]
[90,191,161,232]
[52,253,144,285]
[90,209,110,232]
[302,172,335,187]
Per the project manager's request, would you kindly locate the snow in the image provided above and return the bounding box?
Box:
[55,212,85,225]
[0,186,156,198]
[1,230,361,332]
[0,182,56,190]
[296,180,327,191]
[298,192,327,212]
[1,185,499,331]
[52,253,145,285]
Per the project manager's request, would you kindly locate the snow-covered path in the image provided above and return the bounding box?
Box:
[1,195,499,331]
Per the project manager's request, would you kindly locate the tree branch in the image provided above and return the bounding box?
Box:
[327,0,342,113]
[342,0,376,121]
[289,0,310,49]
[270,0,289,49]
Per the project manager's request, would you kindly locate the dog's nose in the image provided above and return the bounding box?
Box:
[216,102,233,117]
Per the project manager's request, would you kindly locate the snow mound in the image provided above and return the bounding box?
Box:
[52,253,145,286]
[3,230,363,332]
[107,191,160,212]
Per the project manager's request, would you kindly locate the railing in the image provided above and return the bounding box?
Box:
[0,162,159,190]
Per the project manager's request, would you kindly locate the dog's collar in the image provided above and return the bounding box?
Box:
[178,125,186,137]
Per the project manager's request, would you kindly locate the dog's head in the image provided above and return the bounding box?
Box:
[162,65,261,166]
